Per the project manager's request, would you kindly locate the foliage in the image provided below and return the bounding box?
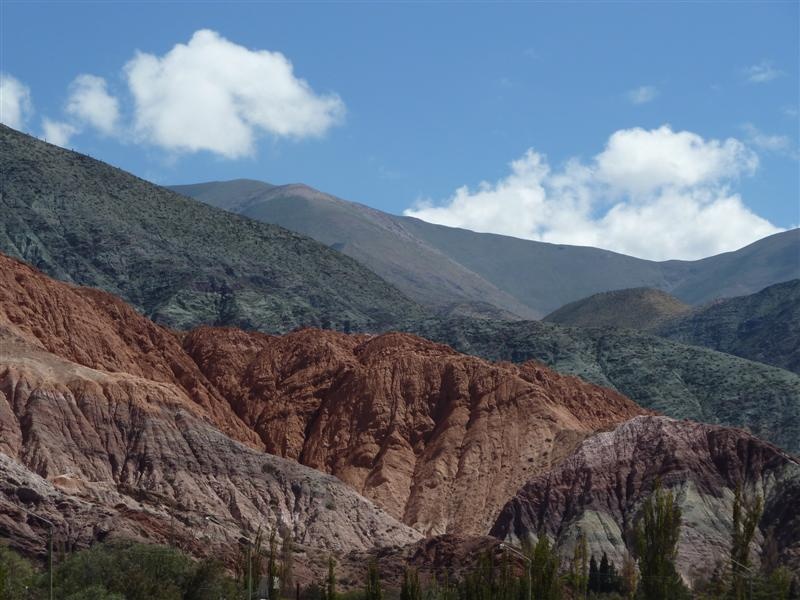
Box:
[0,545,38,600]
[530,536,561,600]
[401,568,422,600]
[327,556,338,600]
[730,486,763,600]
[567,534,588,599]
[365,558,382,600]
[633,482,690,600]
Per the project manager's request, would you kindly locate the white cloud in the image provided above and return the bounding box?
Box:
[66,74,119,134]
[741,123,793,153]
[743,61,783,83]
[626,85,658,105]
[124,29,345,158]
[0,73,33,129]
[41,118,78,147]
[404,126,781,261]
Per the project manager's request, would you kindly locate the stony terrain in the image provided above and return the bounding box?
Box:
[405,317,800,455]
[0,125,423,333]
[182,326,646,536]
[172,178,800,316]
[0,251,644,557]
[491,416,800,581]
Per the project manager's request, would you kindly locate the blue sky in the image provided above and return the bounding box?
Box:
[1,1,798,260]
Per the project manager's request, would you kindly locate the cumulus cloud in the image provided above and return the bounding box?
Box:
[626,85,658,105]
[42,118,78,147]
[0,73,33,129]
[66,74,120,134]
[124,29,345,157]
[743,61,783,83]
[404,126,781,261]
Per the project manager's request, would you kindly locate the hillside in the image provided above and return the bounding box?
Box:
[172,179,800,317]
[171,180,537,318]
[491,416,800,580]
[403,317,800,455]
[657,279,800,374]
[0,252,644,547]
[543,287,691,329]
[0,125,423,333]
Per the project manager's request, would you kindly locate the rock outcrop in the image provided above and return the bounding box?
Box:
[182,326,647,536]
[490,416,800,581]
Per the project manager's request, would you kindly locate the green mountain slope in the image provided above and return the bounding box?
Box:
[402,317,800,455]
[0,125,423,332]
[171,180,537,318]
[172,179,800,317]
[657,279,800,374]
[543,287,691,329]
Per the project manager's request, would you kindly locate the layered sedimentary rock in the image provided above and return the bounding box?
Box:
[182,326,647,536]
[0,332,421,561]
[491,416,800,580]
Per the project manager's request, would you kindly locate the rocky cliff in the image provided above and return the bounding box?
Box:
[182,326,647,536]
[490,416,800,581]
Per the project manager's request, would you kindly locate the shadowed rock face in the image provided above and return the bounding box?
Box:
[182,326,647,536]
[490,416,800,580]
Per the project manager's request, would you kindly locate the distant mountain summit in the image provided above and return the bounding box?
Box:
[172,179,800,317]
[0,125,423,333]
[543,287,691,329]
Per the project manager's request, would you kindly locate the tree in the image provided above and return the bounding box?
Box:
[365,558,382,600]
[530,536,561,600]
[0,546,38,600]
[730,486,763,600]
[568,534,588,599]
[401,567,422,600]
[620,551,638,599]
[327,556,338,600]
[588,556,599,594]
[634,481,689,600]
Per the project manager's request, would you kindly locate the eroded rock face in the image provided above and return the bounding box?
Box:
[183,327,648,536]
[490,416,800,581]
[0,335,421,563]
[0,253,260,449]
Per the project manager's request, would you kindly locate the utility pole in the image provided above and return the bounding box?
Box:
[499,543,532,600]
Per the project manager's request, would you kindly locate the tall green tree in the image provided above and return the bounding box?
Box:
[327,556,338,600]
[365,558,383,600]
[730,486,763,600]
[634,482,689,600]
[280,530,294,599]
[568,534,588,599]
[530,536,561,600]
[401,567,422,600]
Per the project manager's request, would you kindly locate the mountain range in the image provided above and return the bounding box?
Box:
[2,124,799,589]
[171,178,800,318]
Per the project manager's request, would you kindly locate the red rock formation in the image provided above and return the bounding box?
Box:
[0,254,260,448]
[490,416,800,580]
[183,326,648,535]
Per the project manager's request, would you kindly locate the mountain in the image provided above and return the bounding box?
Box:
[182,326,646,537]
[403,317,800,455]
[657,279,800,375]
[171,180,538,319]
[0,252,643,553]
[543,281,800,375]
[0,125,423,333]
[491,416,800,579]
[0,257,420,565]
[543,287,691,329]
[171,179,800,317]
